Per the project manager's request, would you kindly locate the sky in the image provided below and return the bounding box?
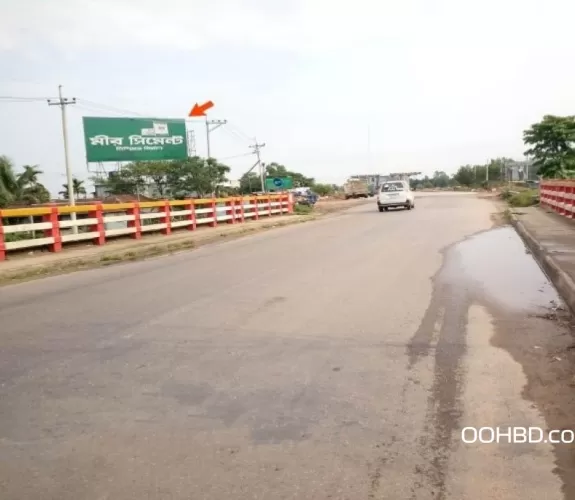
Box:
[1,0,575,195]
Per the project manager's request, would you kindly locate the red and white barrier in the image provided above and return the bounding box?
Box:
[539,180,575,219]
[0,194,293,261]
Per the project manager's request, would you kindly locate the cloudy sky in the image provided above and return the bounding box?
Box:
[1,0,575,194]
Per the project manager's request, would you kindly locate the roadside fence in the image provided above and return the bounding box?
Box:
[539,180,575,219]
[0,193,293,261]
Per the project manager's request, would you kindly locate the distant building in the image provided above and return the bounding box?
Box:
[504,161,535,181]
[350,172,422,189]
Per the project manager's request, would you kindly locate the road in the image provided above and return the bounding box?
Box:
[1,192,574,499]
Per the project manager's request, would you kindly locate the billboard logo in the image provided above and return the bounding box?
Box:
[142,122,170,136]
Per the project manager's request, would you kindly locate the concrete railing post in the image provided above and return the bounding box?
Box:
[43,204,62,253]
[209,199,218,227]
[0,210,5,261]
[238,197,245,223]
[127,202,142,239]
[89,203,106,245]
[226,198,236,224]
[187,199,197,231]
[161,200,172,235]
[288,192,294,213]
[254,196,260,220]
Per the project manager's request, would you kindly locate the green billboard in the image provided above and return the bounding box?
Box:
[265,177,293,191]
[83,117,188,162]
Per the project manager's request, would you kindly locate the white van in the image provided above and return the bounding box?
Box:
[377,181,415,212]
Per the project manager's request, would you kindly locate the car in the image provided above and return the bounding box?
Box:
[377,180,415,212]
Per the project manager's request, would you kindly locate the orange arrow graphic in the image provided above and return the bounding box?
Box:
[189,100,214,117]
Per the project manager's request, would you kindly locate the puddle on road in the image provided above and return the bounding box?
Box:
[407,226,566,499]
[441,226,561,313]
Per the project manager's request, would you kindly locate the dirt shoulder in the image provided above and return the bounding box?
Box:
[0,198,370,286]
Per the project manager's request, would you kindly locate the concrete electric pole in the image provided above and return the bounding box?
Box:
[205,118,227,158]
[250,141,266,192]
[48,85,77,233]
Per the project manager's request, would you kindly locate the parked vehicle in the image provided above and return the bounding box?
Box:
[295,191,319,206]
[343,179,369,199]
[377,181,415,212]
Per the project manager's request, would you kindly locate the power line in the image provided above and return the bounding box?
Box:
[74,103,135,117]
[218,151,255,161]
[226,122,254,142]
[76,99,147,117]
[222,126,250,144]
[0,96,57,102]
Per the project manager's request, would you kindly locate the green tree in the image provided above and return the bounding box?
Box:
[313,183,335,196]
[167,157,230,198]
[524,115,575,178]
[60,177,87,199]
[454,165,476,186]
[0,156,50,207]
[239,172,262,194]
[125,161,171,196]
[432,171,450,188]
[239,162,315,194]
[265,162,315,188]
[101,169,146,196]
[98,161,170,197]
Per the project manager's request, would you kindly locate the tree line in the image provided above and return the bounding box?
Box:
[410,158,522,190]
[0,153,334,208]
[97,158,338,198]
[419,114,575,188]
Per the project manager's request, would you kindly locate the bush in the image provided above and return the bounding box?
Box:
[500,188,513,201]
[508,189,539,207]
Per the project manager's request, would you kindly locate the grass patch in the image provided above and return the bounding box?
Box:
[508,189,538,207]
[293,204,314,215]
[100,254,122,263]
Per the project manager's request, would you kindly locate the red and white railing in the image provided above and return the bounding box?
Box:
[0,194,293,261]
[539,180,575,219]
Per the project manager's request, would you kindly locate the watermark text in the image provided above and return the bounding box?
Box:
[461,427,574,444]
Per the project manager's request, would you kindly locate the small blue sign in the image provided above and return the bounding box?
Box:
[273,177,283,187]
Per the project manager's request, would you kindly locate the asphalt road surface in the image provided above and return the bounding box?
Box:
[1,193,574,499]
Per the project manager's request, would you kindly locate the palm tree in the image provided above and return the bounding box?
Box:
[0,156,50,207]
[60,177,87,199]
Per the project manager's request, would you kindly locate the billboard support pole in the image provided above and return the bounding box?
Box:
[49,85,77,233]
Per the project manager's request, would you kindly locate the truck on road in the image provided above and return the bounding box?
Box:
[343,178,370,200]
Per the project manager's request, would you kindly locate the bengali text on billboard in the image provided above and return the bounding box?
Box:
[83,117,188,162]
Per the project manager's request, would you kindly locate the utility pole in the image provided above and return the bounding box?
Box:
[48,85,77,233]
[205,118,227,158]
[250,140,266,192]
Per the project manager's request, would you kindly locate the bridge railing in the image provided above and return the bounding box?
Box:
[0,193,293,261]
[539,180,575,219]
